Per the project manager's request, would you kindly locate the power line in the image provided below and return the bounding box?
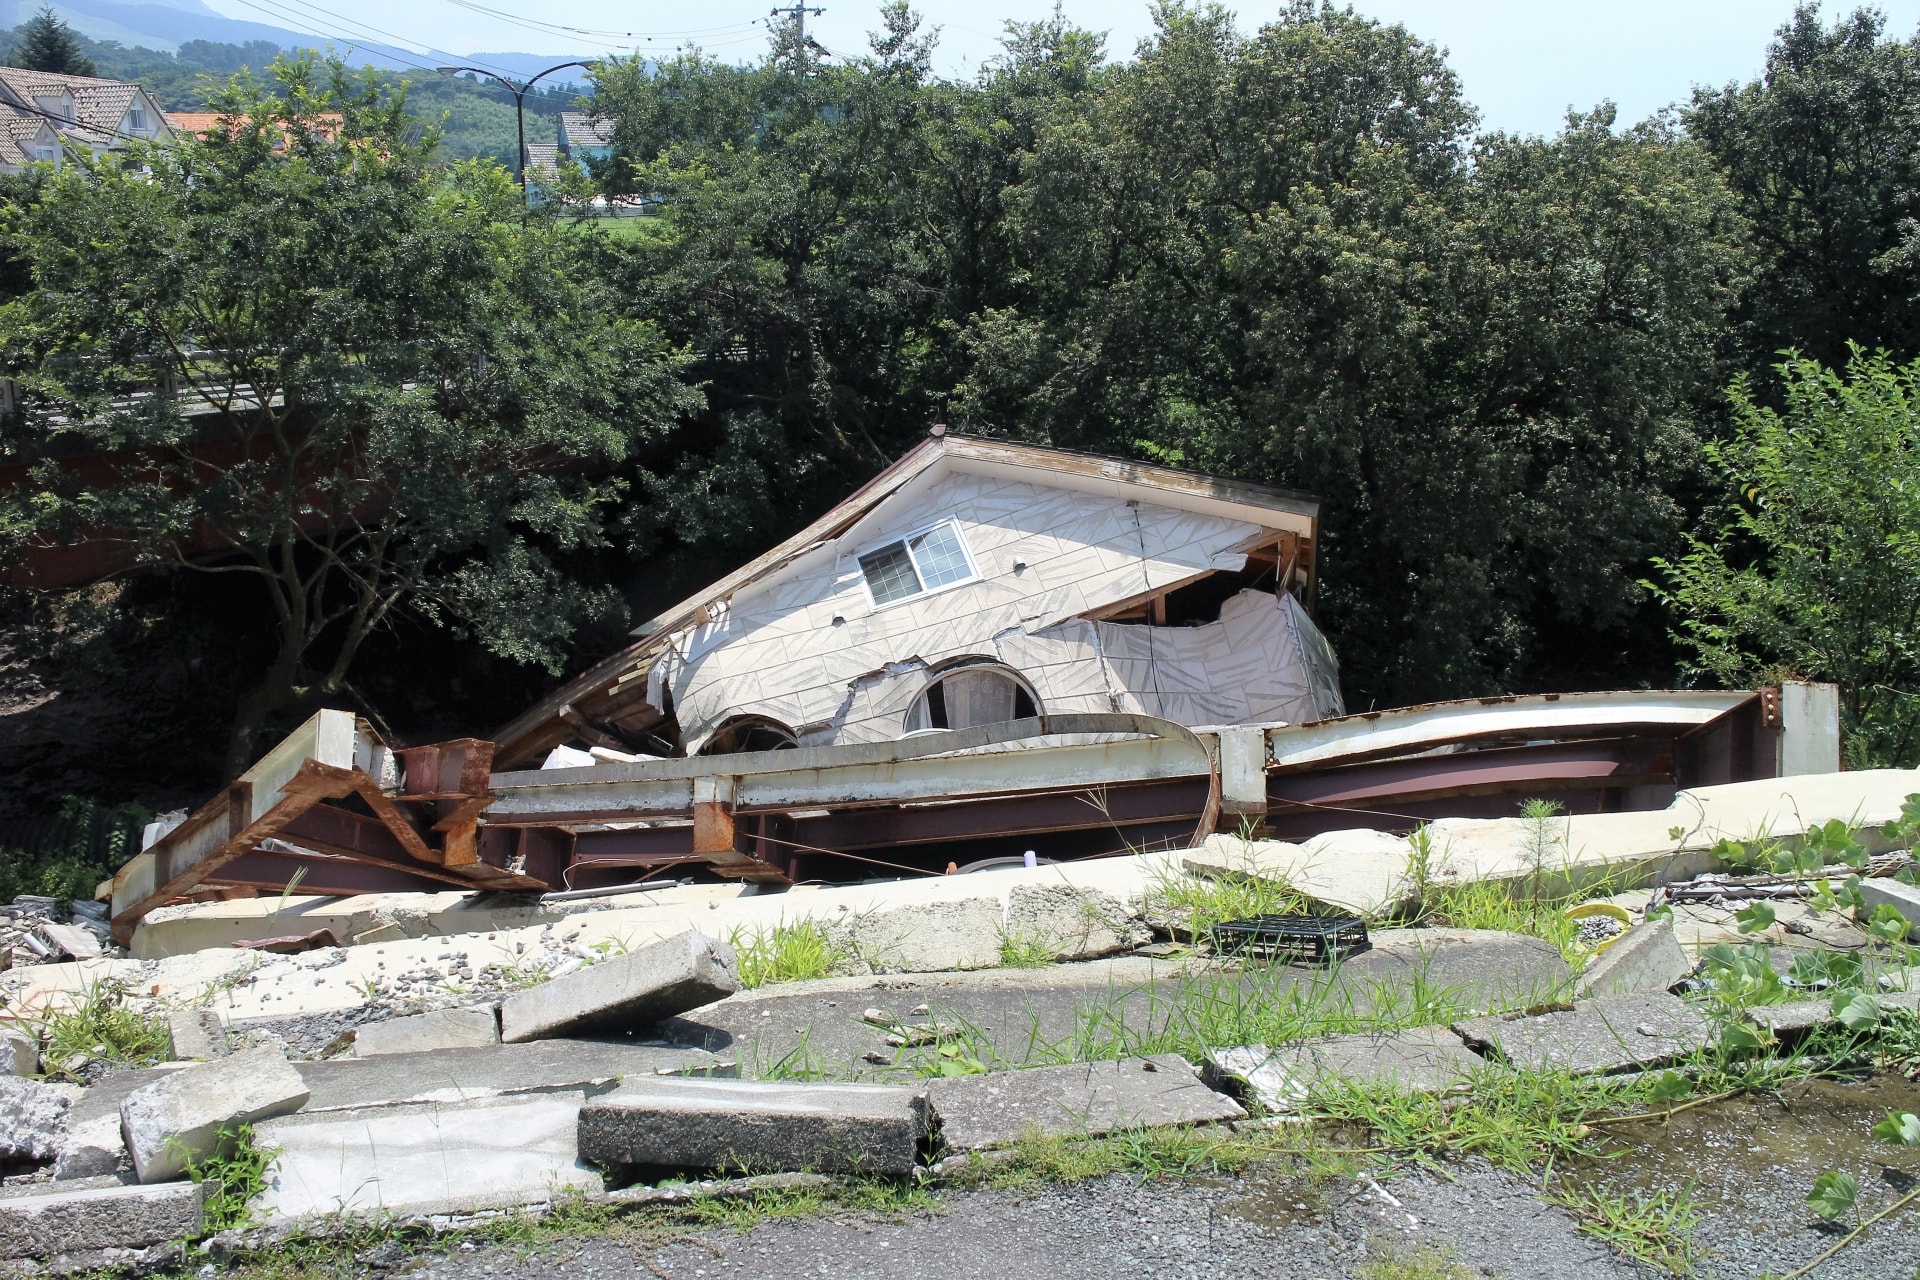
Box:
[435,0,765,43]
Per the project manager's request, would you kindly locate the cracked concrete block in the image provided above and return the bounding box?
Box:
[352,1006,499,1057]
[253,1092,601,1221]
[928,1056,1245,1152]
[1857,877,1920,938]
[166,1009,227,1062]
[499,929,738,1043]
[1003,885,1150,962]
[120,1047,310,1183]
[0,1078,79,1163]
[35,923,103,962]
[0,1029,38,1078]
[53,1071,173,1180]
[1204,1027,1480,1114]
[1577,917,1692,997]
[837,898,1001,973]
[0,1180,204,1258]
[578,1077,929,1176]
[1452,991,1711,1075]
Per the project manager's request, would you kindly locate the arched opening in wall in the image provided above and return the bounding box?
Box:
[698,716,800,756]
[904,663,1039,734]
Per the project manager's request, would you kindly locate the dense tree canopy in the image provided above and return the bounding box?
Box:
[4,0,1919,801]
[0,58,695,770]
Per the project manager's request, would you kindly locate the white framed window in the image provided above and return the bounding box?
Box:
[33,145,56,163]
[904,663,1039,734]
[127,106,147,131]
[856,519,977,606]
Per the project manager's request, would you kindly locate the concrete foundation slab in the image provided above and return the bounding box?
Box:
[1578,918,1691,998]
[1003,886,1149,962]
[252,1091,602,1221]
[577,1077,928,1176]
[293,1039,731,1112]
[836,898,1003,973]
[1452,992,1711,1075]
[0,1179,204,1258]
[1203,1027,1480,1113]
[926,1055,1245,1152]
[499,930,738,1042]
[351,1006,499,1057]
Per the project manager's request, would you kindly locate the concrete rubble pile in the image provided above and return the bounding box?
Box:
[0,768,1910,1265]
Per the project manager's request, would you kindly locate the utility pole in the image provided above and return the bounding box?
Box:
[769,2,824,71]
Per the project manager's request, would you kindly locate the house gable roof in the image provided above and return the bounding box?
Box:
[492,431,1321,763]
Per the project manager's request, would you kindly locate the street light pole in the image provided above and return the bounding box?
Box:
[436,60,595,198]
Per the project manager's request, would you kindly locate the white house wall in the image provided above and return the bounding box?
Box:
[655,466,1338,750]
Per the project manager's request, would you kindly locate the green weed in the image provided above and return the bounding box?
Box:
[730,921,846,989]
[35,978,170,1075]
[1550,1181,1703,1276]
[180,1123,277,1232]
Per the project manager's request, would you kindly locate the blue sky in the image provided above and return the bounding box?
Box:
[204,0,1920,136]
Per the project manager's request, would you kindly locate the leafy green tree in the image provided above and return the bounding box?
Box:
[950,3,1746,704]
[1689,4,1920,371]
[0,57,697,771]
[1652,349,1920,766]
[13,6,94,77]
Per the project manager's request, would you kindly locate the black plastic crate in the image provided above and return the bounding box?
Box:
[1209,914,1370,964]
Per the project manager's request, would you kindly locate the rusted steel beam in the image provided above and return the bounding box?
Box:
[206,848,456,896]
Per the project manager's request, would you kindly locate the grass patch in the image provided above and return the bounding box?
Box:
[729,921,846,989]
[36,978,170,1076]
[1352,1240,1477,1280]
[1549,1181,1703,1277]
[1146,855,1313,941]
[997,932,1059,968]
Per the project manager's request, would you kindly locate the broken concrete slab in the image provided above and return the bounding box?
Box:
[499,929,738,1043]
[294,1039,729,1112]
[0,1029,37,1078]
[51,1070,175,1180]
[1743,990,1920,1037]
[835,898,1003,973]
[1178,832,1410,920]
[253,1091,601,1221]
[351,1006,498,1057]
[1203,1027,1480,1114]
[166,1009,227,1061]
[0,1179,204,1258]
[1577,917,1691,998]
[1003,885,1149,962]
[0,1078,78,1162]
[1452,992,1711,1075]
[577,1077,929,1176]
[121,1047,311,1183]
[1857,877,1920,938]
[927,1055,1245,1152]
[35,923,102,962]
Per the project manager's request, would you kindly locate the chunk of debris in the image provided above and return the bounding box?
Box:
[232,929,340,954]
[1577,916,1692,998]
[166,1009,227,1062]
[577,1077,929,1177]
[53,1071,170,1180]
[35,922,103,961]
[1856,878,1920,939]
[253,1092,602,1221]
[0,1029,38,1078]
[351,1006,499,1057]
[0,1179,205,1259]
[1452,992,1711,1075]
[1204,1028,1480,1113]
[0,1078,79,1163]
[498,929,738,1043]
[1003,885,1150,961]
[926,1055,1245,1152]
[120,1047,310,1182]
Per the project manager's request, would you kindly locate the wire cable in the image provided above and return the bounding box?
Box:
[437,0,765,43]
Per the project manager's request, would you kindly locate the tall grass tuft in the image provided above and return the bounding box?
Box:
[729,920,846,989]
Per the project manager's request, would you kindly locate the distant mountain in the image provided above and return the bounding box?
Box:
[0,0,597,83]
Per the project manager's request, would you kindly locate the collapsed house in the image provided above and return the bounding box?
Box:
[104,431,1845,939]
[496,428,1344,763]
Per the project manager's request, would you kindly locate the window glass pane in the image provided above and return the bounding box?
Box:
[859,541,921,604]
[939,668,1018,728]
[908,521,972,590]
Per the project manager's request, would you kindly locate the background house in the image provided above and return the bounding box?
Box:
[0,66,169,169]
